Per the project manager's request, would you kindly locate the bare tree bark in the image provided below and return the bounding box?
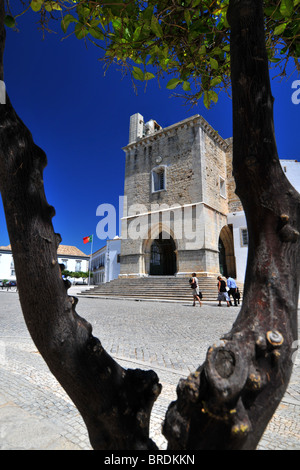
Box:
[0,1,161,450]
[163,0,300,450]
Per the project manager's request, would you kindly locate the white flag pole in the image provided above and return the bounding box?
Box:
[89,235,93,286]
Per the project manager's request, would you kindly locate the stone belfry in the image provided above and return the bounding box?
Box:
[128,113,144,144]
[119,112,238,279]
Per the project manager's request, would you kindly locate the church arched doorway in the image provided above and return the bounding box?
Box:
[149,233,177,275]
[218,238,228,277]
[218,225,236,278]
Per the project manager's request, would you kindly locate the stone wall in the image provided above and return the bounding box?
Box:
[120,114,239,278]
[225,138,244,213]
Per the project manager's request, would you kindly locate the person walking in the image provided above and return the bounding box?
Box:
[217,275,230,307]
[226,275,238,306]
[189,273,202,307]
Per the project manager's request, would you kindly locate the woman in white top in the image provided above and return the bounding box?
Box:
[190,273,202,307]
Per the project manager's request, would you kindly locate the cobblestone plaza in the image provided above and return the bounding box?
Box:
[0,289,299,450]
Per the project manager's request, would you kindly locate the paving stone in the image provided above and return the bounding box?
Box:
[0,291,299,450]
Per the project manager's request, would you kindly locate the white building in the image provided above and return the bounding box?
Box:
[0,244,89,282]
[229,159,300,282]
[57,245,89,274]
[90,237,121,284]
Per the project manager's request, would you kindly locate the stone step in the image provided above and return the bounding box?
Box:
[80,276,243,302]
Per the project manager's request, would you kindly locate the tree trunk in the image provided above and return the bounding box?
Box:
[163,0,300,450]
[0,1,161,450]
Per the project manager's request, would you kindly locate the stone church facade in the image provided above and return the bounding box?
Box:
[119,113,242,281]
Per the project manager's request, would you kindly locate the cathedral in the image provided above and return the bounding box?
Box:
[118,113,300,283]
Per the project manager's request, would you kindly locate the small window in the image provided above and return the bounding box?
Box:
[240,228,249,247]
[61,258,68,269]
[152,166,166,192]
[220,176,226,198]
[75,260,82,272]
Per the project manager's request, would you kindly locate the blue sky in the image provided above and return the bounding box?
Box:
[0,9,299,255]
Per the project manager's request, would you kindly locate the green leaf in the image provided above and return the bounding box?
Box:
[223,13,230,28]
[199,45,206,55]
[4,15,15,28]
[280,0,294,17]
[203,91,210,109]
[184,10,191,27]
[182,80,191,91]
[132,66,144,81]
[30,0,43,12]
[44,1,62,12]
[77,4,91,19]
[144,72,155,81]
[75,23,89,39]
[151,16,163,38]
[209,90,218,103]
[133,26,142,42]
[112,18,122,31]
[274,22,288,35]
[90,19,101,28]
[61,14,77,34]
[210,76,222,87]
[210,57,218,70]
[166,78,182,89]
[89,27,104,40]
[142,6,154,21]
[203,89,218,107]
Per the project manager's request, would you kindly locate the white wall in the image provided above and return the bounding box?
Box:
[280,160,300,192]
[228,159,300,284]
[106,238,121,282]
[0,252,15,280]
[91,238,121,284]
[227,211,248,283]
[0,251,88,282]
[58,257,89,273]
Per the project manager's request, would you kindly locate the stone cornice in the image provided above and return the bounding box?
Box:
[123,114,231,152]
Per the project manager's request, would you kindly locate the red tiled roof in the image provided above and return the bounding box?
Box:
[0,244,88,257]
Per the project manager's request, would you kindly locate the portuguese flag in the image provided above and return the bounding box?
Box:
[83,235,93,244]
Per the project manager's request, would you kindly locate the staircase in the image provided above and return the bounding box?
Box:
[79,276,243,303]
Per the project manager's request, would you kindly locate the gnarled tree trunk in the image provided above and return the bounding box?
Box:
[163,0,300,450]
[0,1,161,451]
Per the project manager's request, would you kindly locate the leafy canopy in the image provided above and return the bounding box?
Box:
[5,0,300,107]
